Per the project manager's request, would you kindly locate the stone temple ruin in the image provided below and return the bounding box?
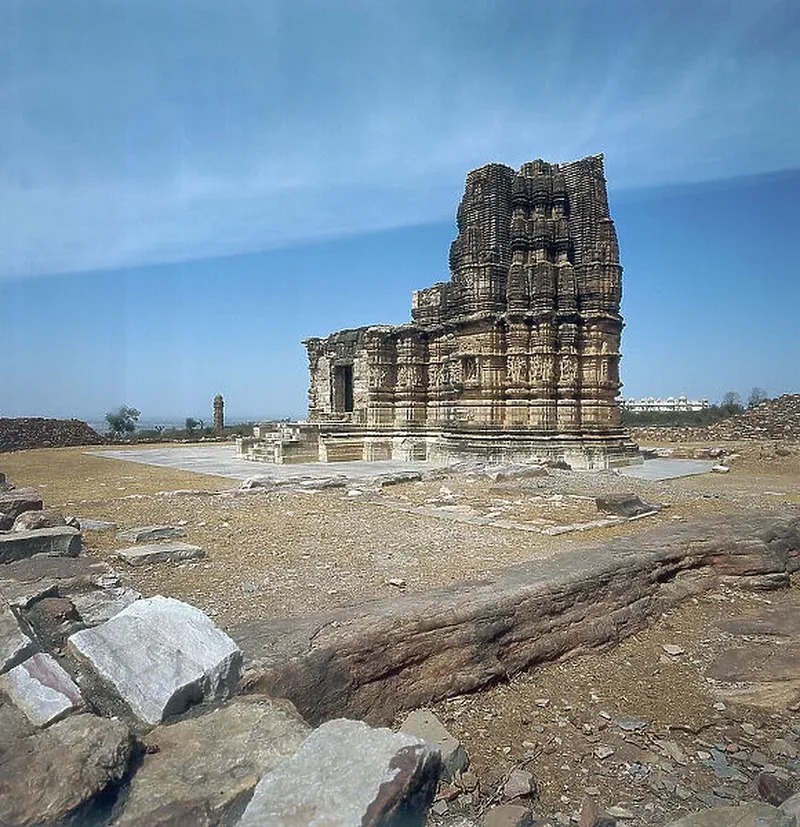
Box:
[240,154,640,469]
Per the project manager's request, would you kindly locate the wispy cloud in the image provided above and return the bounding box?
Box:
[1,0,798,280]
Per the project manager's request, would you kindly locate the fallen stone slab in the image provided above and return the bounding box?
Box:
[0,652,83,727]
[76,517,117,531]
[68,596,243,726]
[0,712,131,826]
[0,488,42,521]
[12,509,66,532]
[115,695,311,826]
[0,554,117,609]
[400,708,468,781]
[0,526,81,564]
[71,587,140,625]
[237,718,442,827]
[595,493,660,518]
[370,471,424,487]
[663,801,793,826]
[117,541,205,567]
[0,600,34,674]
[117,524,187,543]
[235,514,800,726]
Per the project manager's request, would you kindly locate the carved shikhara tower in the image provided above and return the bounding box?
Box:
[303,155,639,469]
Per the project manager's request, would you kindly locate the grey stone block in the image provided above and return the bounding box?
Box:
[0,713,131,826]
[0,527,81,564]
[238,718,441,827]
[71,588,140,625]
[68,596,242,726]
[0,488,42,520]
[0,653,83,727]
[116,542,204,567]
[115,696,310,826]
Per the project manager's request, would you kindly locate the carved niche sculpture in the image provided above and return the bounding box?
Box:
[300,154,638,469]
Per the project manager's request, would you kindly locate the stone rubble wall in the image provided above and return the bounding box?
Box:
[632,394,800,443]
[0,418,104,453]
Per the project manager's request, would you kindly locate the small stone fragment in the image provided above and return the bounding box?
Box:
[594,745,616,760]
[0,653,83,727]
[483,804,535,827]
[76,518,117,531]
[662,644,685,656]
[502,768,534,801]
[605,805,634,819]
[401,708,469,781]
[757,771,794,806]
[580,796,617,827]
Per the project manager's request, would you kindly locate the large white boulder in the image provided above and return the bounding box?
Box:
[68,596,242,726]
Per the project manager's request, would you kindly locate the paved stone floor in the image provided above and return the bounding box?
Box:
[88,446,712,483]
[617,458,714,480]
[87,446,442,482]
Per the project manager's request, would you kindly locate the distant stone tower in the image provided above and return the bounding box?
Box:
[213,395,224,432]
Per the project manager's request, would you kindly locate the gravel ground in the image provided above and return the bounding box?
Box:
[1,439,798,826]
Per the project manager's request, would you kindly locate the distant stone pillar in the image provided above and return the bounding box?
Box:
[213,395,224,431]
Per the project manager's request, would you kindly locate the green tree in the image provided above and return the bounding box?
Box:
[105,406,140,439]
[185,417,200,435]
[747,387,769,409]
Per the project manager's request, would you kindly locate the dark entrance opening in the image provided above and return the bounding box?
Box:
[334,365,354,413]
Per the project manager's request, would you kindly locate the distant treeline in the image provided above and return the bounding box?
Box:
[621,402,744,428]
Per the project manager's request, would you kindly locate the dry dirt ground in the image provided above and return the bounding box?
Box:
[2,440,799,825]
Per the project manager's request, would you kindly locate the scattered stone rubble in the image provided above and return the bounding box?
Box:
[0,469,442,825]
[0,417,104,453]
[632,394,800,444]
[1,464,799,825]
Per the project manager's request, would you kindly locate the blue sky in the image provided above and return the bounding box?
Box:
[1,0,798,421]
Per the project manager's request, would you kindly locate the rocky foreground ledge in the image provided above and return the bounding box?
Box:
[1,473,799,825]
[235,513,799,725]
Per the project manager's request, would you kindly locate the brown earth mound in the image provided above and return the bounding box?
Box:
[0,418,105,453]
[633,393,800,443]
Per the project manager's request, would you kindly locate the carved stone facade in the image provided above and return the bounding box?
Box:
[253,155,638,469]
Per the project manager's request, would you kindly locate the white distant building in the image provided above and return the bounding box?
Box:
[619,395,708,413]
